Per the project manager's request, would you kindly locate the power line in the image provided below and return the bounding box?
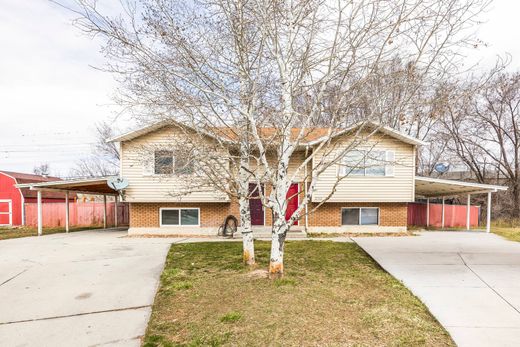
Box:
[0,142,96,148]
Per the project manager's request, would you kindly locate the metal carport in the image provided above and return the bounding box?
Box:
[415,176,508,233]
[16,177,120,236]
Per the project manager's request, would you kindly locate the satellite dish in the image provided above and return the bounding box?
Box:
[434,163,450,174]
[107,177,129,191]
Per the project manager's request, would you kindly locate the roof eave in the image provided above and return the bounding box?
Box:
[414,176,508,198]
[304,121,428,147]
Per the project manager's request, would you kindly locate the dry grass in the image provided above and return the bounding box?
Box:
[492,227,520,242]
[144,241,453,347]
[0,225,103,240]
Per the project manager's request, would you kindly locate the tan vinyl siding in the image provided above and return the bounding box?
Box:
[121,126,229,202]
[120,125,415,203]
[312,133,415,202]
[246,150,307,182]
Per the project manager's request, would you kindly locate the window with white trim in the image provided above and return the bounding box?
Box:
[341,150,394,176]
[341,208,379,225]
[153,150,194,175]
[160,208,200,226]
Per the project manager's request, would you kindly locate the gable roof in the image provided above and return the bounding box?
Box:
[0,171,62,184]
[0,171,76,200]
[306,121,428,146]
[108,120,427,147]
[107,119,229,144]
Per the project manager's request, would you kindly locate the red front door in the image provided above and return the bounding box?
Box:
[285,183,299,225]
[249,183,264,226]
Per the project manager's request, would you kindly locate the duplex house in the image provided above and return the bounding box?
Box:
[18,121,506,235]
[109,121,426,235]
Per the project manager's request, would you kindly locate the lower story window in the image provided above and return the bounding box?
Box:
[341,208,379,225]
[160,208,200,226]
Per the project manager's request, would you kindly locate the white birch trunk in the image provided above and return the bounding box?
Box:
[269,211,289,277]
[239,137,255,265]
[239,192,255,265]
[268,57,293,276]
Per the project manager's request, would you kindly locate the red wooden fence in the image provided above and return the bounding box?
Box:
[24,202,129,228]
[408,202,480,228]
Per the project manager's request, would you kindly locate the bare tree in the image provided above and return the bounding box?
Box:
[65,0,269,264]
[64,0,489,276]
[70,121,120,178]
[443,72,520,218]
[33,163,51,176]
[244,0,489,276]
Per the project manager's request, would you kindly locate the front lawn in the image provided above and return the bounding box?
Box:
[144,241,453,346]
[0,225,103,240]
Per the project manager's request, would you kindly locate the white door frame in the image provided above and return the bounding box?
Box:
[0,199,13,226]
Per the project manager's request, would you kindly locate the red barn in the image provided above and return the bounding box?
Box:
[0,171,69,226]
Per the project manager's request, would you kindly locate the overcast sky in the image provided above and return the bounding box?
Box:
[1,0,519,176]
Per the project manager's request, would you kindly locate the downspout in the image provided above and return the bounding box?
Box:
[304,145,309,232]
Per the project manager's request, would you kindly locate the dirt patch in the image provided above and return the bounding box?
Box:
[75,292,92,300]
[246,269,268,279]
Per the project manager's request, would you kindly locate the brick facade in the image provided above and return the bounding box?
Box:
[307,202,408,227]
[130,202,232,228]
[129,201,408,229]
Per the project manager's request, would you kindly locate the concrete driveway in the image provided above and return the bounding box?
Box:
[355,232,520,347]
[0,229,180,347]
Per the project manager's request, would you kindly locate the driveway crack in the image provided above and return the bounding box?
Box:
[0,305,150,326]
[458,252,520,316]
[0,268,29,287]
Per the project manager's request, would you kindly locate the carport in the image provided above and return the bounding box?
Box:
[16,177,120,236]
[415,176,508,233]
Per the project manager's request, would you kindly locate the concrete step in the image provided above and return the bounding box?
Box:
[230,230,307,239]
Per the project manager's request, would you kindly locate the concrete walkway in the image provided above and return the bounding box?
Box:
[355,232,520,347]
[0,229,198,347]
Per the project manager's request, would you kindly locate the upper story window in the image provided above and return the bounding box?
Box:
[154,150,174,175]
[174,156,194,175]
[341,150,394,177]
[153,150,195,175]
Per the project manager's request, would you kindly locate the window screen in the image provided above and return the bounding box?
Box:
[365,151,385,176]
[342,151,365,176]
[175,156,195,175]
[155,150,173,174]
[341,208,359,225]
[161,209,179,225]
[360,208,379,225]
[180,209,199,225]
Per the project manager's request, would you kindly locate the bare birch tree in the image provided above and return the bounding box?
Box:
[242,0,489,276]
[64,0,488,276]
[64,0,270,265]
